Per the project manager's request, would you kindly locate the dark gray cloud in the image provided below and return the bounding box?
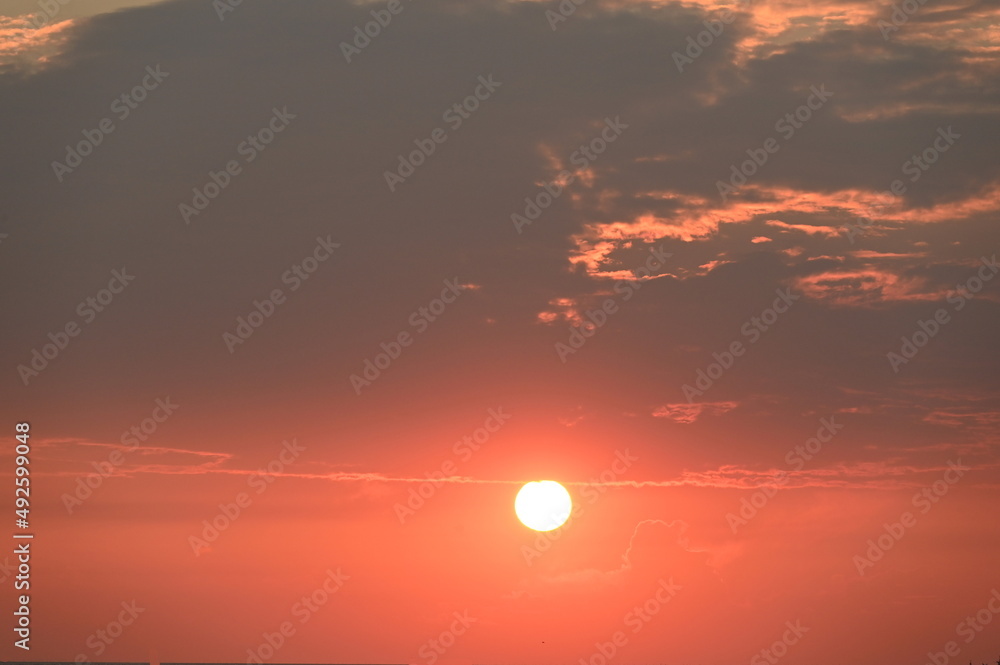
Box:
[0,0,997,474]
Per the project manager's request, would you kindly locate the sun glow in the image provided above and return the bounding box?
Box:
[514,480,572,532]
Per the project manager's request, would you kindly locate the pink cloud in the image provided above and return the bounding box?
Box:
[652,401,739,424]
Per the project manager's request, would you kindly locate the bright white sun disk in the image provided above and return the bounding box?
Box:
[515,480,572,531]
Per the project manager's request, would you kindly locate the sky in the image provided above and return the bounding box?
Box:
[1,0,999,663]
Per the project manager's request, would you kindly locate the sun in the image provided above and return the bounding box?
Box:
[515,480,572,531]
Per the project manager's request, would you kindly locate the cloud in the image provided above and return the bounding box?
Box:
[765,219,842,237]
[0,15,73,71]
[652,401,739,423]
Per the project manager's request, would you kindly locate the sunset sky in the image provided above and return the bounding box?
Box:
[1,0,999,664]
